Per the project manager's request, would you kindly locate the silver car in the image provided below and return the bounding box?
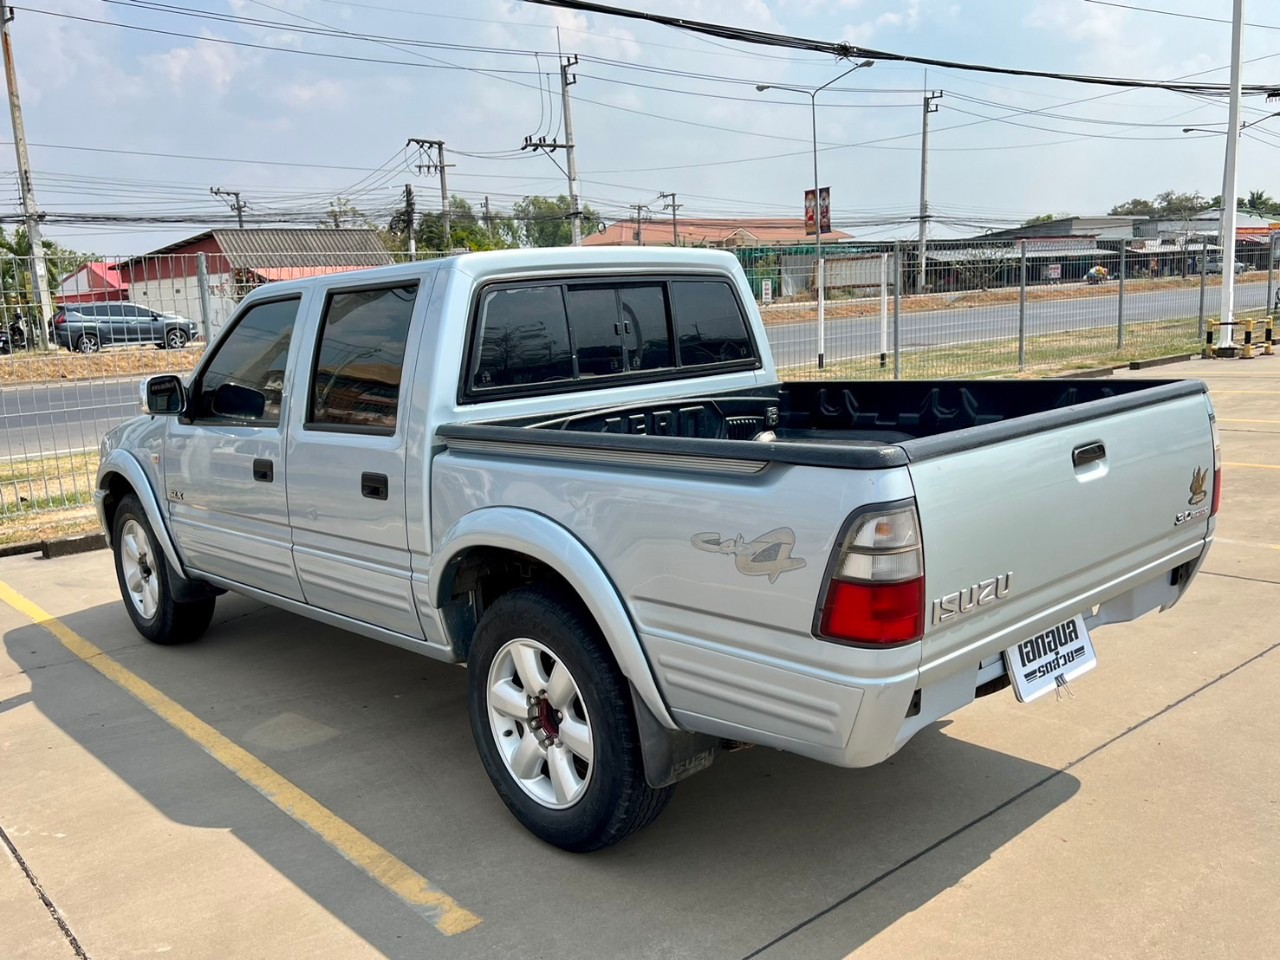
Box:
[53,302,200,353]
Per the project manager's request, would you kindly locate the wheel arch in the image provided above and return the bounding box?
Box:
[430,507,676,730]
[96,450,185,577]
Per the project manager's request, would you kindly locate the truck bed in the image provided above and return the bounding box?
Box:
[438,378,1207,468]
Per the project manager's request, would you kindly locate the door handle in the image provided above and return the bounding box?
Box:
[1072,442,1106,469]
[252,458,274,482]
[361,472,389,500]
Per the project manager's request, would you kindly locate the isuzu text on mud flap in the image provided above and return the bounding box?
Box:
[94,248,1218,850]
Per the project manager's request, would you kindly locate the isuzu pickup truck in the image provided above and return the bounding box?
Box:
[95,248,1219,851]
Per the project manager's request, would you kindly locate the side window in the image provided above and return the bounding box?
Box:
[310,284,417,433]
[472,285,572,390]
[566,287,623,377]
[670,280,752,367]
[619,285,671,371]
[77,305,105,319]
[197,297,300,425]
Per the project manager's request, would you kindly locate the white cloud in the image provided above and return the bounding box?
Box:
[147,34,248,95]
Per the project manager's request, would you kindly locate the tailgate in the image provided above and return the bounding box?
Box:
[905,387,1213,674]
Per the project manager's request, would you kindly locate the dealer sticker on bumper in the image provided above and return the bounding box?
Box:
[1004,614,1096,703]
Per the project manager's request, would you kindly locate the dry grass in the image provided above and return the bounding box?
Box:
[0,345,201,385]
[760,273,1267,327]
[0,507,99,548]
[783,317,1210,381]
[0,451,99,515]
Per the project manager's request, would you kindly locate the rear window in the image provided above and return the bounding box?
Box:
[670,280,752,367]
[465,276,753,400]
[472,286,573,390]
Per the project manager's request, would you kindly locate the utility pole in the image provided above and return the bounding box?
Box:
[1215,0,1246,356]
[403,183,415,258]
[1,0,51,348]
[483,195,493,238]
[210,187,246,229]
[630,204,650,245]
[659,192,681,246]
[520,55,583,246]
[408,139,454,249]
[916,90,942,293]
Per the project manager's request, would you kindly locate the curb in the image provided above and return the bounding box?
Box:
[0,533,107,560]
[1051,366,1115,379]
[1129,353,1195,370]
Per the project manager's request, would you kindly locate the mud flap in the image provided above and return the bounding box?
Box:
[630,685,719,788]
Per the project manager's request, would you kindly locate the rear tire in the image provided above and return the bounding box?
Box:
[112,494,215,645]
[468,585,674,851]
[76,332,100,354]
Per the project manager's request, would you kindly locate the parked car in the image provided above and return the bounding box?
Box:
[1206,258,1248,275]
[0,324,9,355]
[94,249,1218,851]
[52,302,200,353]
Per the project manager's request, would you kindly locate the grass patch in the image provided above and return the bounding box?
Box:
[0,506,99,547]
[783,317,1213,381]
[0,451,100,520]
[0,345,201,386]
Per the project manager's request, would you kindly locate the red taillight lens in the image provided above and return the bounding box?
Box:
[54,314,66,325]
[1210,411,1222,518]
[820,578,924,645]
[816,502,926,647]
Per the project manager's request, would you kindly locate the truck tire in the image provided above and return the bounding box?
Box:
[112,494,215,645]
[467,585,674,851]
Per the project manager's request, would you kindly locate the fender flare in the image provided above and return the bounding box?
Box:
[96,449,186,577]
[430,507,677,730]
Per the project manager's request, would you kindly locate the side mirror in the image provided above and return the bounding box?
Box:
[210,382,266,420]
[142,374,186,416]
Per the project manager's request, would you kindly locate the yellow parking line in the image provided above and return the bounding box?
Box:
[1225,462,1280,470]
[1220,418,1280,424]
[0,580,482,937]
[1214,390,1280,395]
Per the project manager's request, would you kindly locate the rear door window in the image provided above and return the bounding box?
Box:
[619,285,671,371]
[566,287,624,377]
[670,280,752,367]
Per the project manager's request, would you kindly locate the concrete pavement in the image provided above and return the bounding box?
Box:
[1,358,1277,959]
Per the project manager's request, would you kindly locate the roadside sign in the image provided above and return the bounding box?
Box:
[1043,263,1062,281]
[804,187,831,236]
[761,278,773,303]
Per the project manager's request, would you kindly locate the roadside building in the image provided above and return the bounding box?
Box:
[115,228,394,333]
[56,261,128,305]
[583,217,852,248]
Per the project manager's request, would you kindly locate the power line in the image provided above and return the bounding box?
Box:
[1079,0,1280,29]
[520,0,1280,96]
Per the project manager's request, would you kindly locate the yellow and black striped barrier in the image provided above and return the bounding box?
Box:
[1203,316,1275,359]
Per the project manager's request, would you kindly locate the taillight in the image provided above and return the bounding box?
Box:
[817,502,925,646]
[54,312,66,326]
[1210,411,1222,517]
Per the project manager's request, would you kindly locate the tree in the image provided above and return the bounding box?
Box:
[409,195,518,253]
[0,227,94,330]
[511,195,601,248]
[1108,190,1209,218]
[1021,213,1058,226]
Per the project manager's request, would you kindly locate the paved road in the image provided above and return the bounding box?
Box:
[1,360,1276,959]
[0,377,142,459]
[765,277,1272,367]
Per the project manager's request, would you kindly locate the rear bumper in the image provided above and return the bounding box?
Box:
[649,537,1210,769]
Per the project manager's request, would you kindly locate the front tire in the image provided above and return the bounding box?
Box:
[468,585,674,852]
[165,328,189,349]
[112,494,215,645]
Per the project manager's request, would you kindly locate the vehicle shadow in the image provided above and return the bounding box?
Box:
[3,593,1079,960]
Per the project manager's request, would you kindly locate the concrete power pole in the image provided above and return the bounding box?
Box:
[631,204,649,245]
[403,183,415,259]
[1215,0,1246,355]
[659,192,681,245]
[560,56,582,246]
[916,90,942,293]
[210,187,246,229]
[408,139,454,249]
[0,0,52,348]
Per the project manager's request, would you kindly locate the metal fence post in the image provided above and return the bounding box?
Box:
[1198,244,1208,341]
[892,241,901,379]
[1268,233,1277,318]
[879,252,888,368]
[196,252,213,345]
[1018,240,1027,370]
[1116,239,1126,350]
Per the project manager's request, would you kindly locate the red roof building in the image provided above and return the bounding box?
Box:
[56,261,128,305]
[584,218,853,248]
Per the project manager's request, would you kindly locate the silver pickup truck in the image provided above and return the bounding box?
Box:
[95,248,1218,851]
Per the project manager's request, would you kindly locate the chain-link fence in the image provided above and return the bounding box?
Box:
[1,237,1274,534]
[744,238,1275,379]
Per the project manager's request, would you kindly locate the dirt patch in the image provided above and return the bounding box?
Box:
[0,346,202,386]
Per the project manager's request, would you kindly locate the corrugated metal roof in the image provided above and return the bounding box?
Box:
[926,245,1106,262]
[213,229,393,268]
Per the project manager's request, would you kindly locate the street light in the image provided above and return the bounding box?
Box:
[757,59,875,369]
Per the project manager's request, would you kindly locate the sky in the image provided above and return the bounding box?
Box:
[5,0,1280,255]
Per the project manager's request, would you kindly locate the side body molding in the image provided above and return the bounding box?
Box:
[96,449,186,576]
[429,507,677,730]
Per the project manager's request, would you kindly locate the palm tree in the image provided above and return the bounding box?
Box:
[1247,190,1275,214]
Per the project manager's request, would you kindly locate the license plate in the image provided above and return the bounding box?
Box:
[1004,614,1096,703]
